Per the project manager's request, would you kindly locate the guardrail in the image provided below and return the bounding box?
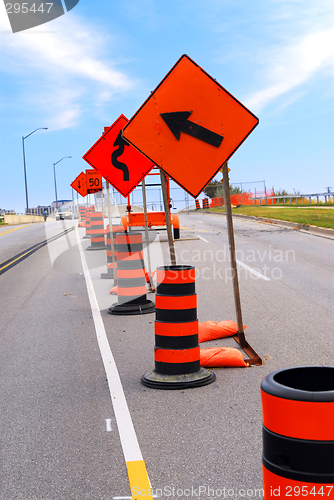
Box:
[251,192,334,205]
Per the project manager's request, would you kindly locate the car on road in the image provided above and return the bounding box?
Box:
[55,207,73,221]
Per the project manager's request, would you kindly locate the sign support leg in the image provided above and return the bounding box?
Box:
[142,178,154,291]
[160,171,176,265]
[76,192,79,224]
[222,163,261,364]
[101,182,104,217]
[106,182,117,286]
[222,162,246,346]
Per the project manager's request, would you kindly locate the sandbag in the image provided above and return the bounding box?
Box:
[200,347,247,368]
[198,320,247,343]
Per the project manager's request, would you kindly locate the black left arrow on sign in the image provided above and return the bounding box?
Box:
[160,111,223,148]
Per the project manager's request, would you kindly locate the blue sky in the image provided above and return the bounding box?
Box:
[1,0,333,213]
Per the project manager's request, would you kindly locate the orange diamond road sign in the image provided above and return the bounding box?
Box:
[83,114,154,198]
[122,54,259,199]
[71,171,87,197]
[86,169,102,194]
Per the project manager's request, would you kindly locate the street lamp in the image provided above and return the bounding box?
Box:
[53,156,72,209]
[22,127,48,214]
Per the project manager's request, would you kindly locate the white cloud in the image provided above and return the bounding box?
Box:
[0,7,135,129]
[245,28,334,112]
[242,0,334,113]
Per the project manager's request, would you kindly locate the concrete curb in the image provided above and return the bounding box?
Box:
[195,210,334,239]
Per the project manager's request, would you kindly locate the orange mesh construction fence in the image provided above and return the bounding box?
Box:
[210,189,276,207]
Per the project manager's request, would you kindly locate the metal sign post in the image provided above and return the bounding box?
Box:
[106,182,117,286]
[160,171,176,265]
[142,177,154,290]
[222,162,261,365]
[76,191,79,224]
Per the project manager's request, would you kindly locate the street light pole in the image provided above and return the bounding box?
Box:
[22,127,48,214]
[53,156,72,209]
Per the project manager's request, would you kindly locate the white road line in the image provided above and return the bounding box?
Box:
[196,234,209,242]
[76,226,147,464]
[194,233,271,280]
[236,259,270,281]
[106,419,112,432]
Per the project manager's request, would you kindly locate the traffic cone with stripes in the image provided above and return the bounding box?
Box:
[101,224,125,279]
[79,206,86,227]
[141,265,216,389]
[86,212,107,251]
[83,206,94,239]
[195,199,200,210]
[108,232,155,315]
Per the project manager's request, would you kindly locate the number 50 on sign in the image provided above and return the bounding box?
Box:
[86,169,102,194]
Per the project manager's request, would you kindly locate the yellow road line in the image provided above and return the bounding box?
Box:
[0,225,30,236]
[0,241,45,273]
[127,461,152,499]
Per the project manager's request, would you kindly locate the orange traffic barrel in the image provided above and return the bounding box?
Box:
[195,199,200,210]
[141,265,216,389]
[79,206,86,227]
[108,232,155,315]
[83,206,94,239]
[87,211,107,251]
[101,224,125,279]
[261,366,334,499]
[202,198,209,209]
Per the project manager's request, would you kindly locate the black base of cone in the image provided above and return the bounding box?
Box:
[86,245,107,251]
[101,271,114,279]
[141,367,216,390]
[108,299,155,316]
[83,235,90,239]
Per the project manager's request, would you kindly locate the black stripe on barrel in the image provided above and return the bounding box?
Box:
[108,232,155,315]
[116,232,146,304]
[154,265,200,375]
[101,224,125,279]
[141,265,216,389]
[86,212,107,250]
[261,366,334,498]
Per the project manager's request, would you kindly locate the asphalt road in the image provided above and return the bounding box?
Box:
[1,215,333,500]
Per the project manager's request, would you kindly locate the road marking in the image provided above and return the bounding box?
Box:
[76,227,151,500]
[106,419,112,432]
[192,229,270,281]
[0,227,75,275]
[236,259,270,281]
[0,225,30,236]
[196,234,209,242]
[0,241,45,273]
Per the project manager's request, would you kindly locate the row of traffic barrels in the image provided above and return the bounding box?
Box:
[78,213,334,497]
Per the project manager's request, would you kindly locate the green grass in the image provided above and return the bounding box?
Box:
[208,206,334,229]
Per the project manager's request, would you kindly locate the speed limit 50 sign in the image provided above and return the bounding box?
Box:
[86,169,102,194]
